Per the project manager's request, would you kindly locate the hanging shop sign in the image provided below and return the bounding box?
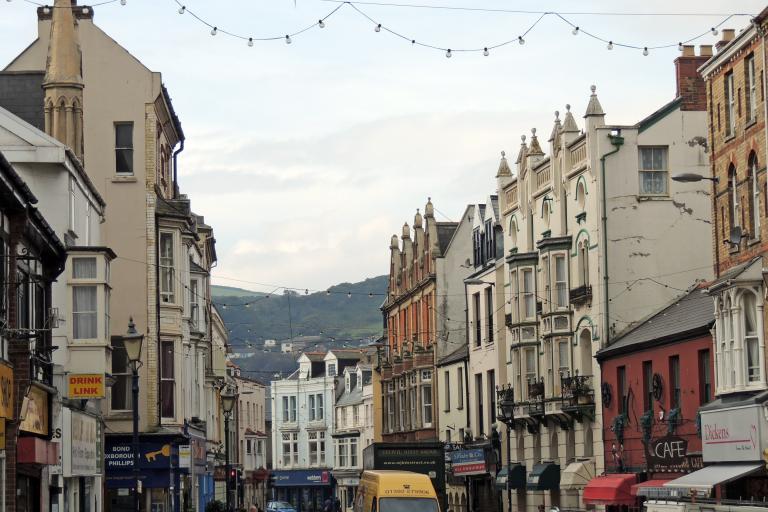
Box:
[701,405,768,462]
[64,409,100,476]
[0,363,13,419]
[450,449,488,476]
[178,445,191,469]
[67,374,105,399]
[19,384,49,435]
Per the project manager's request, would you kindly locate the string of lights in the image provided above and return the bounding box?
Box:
[161,0,748,57]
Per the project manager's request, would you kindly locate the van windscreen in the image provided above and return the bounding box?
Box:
[379,498,439,512]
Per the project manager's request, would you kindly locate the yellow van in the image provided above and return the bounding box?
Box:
[354,470,441,512]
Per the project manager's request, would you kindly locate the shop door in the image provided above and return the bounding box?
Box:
[17,475,40,512]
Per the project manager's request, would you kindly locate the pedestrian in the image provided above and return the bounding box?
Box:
[334,497,341,512]
[322,498,333,512]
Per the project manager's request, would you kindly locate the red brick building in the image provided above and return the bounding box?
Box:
[587,287,714,508]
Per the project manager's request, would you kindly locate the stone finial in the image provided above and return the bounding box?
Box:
[562,103,580,133]
[555,111,560,121]
[424,197,434,218]
[528,128,544,155]
[497,150,512,177]
[402,222,411,239]
[521,134,526,143]
[584,84,605,117]
[390,234,399,249]
[414,208,423,228]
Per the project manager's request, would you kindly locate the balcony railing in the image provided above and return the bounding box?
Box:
[569,285,592,306]
[560,373,595,422]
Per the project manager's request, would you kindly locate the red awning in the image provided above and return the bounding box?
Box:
[631,478,674,497]
[583,474,637,506]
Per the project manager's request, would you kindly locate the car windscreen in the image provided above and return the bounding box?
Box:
[379,497,439,512]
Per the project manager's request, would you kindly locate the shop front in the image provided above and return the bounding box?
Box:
[105,434,183,512]
[450,447,499,512]
[179,432,209,512]
[663,399,768,503]
[0,361,12,511]
[271,469,334,512]
[16,383,57,512]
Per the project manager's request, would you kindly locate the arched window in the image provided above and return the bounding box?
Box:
[742,292,760,383]
[509,217,518,249]
[579,329,592,376]
[728,164,739,231]
[542,199,551,228]
[576,180,586,211]
[748,152,759,238]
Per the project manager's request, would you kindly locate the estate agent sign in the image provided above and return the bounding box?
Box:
[701,405,768,462]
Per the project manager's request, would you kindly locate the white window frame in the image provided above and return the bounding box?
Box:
[726,72,736,137]
[159,232,175,304]
[639,146,669,196]
[554,254,568,309]
[72,285,98,340]
[522,269,535,320]
[421,384,433,427]
[747,55,758,124]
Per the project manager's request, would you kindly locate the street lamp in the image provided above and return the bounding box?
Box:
[221,386,238,512]
[671,173,719,184]
[496,385,515,512]
[123,318,144,512]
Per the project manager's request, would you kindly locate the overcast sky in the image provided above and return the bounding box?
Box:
[1,0,761,292]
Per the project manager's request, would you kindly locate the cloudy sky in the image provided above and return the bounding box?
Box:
[1,0,761,292]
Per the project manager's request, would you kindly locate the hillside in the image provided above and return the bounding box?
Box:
[213,275,387,348]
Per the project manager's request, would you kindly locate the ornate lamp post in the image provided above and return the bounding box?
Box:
[221,387,238,512]
[496,385,515,512]
[123,318,144,512]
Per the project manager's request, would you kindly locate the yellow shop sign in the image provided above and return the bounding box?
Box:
[68,374,105,399]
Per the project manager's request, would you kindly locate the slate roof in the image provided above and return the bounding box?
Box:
[437,344,468,367]
[329,349,364,361]
[0,71,45,131]
[436,222,459,253]
[596,286,714,360]
[336,387,363,406]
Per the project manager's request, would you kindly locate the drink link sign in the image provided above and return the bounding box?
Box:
[701,405,768,462]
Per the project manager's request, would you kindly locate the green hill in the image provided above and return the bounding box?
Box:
[213,275,387,348]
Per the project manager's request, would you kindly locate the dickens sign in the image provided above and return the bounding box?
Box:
[644,435,703,473]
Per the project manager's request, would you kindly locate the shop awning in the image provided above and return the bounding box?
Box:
[495,464,527,490]
[560,461,595,490]
[663,463,763,493]
[583,474,636,506]
[527,463,560,491]
[631,479,674,498]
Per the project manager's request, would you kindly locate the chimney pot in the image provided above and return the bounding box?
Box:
[699,45,713,57]
[682,45,695,57]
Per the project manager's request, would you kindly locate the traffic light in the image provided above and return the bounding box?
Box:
[229,468,237,490]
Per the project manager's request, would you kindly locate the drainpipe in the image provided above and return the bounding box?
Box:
[600,133,624,345]
[172,139,184,199]
[708,78,720,278]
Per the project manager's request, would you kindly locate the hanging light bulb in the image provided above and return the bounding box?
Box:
[120,0,126,5]
[445,49,452,58]
[248,37,253,47]
[305,289,309,295]
[42,4,50,14]
[483,47,489,56]
[411,39,416,45]
[368,292,373,297]
[318,19,325,28]
[326,290,331,296]
[285,34,292,44]
[518,36,525,45]
[211,26,217,36]
[222,304,228,310]
[375,24,381,32]
[711,27,718,36]
[245,302,251,308]
[178,5,185,14]
[82,6,89,14]
[572,26,579,35]
[607,41,614,50]
[347,292,352,298]
[643,47,649,56]
[678,42,683,51]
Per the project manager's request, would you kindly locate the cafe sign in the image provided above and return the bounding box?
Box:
[0,363,13,419]
[644,435,702,473]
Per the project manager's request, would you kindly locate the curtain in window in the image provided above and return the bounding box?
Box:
[73,257,97,279]
[73,286,97,339]
[160,341,174,418]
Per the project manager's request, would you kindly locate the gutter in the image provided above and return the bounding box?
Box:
[172,139,184,199]
[600,133,624,345]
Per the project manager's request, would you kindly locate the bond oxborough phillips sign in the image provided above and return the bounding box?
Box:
[701,405,768,462]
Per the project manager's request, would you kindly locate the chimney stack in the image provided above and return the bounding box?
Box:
[674,46,709,111]
[716,29,736,51]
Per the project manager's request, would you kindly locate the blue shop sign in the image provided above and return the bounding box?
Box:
[105,438,177,470]
[272,470,333,487]
[106,469,177,489]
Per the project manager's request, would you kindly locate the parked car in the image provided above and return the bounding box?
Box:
[267,501,297,512]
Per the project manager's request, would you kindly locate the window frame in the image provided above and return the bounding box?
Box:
[160,340,175,419]
[638,146,669,196]
[72,285,98,340]
[746,55,757,124]
[725,72,736,137]
[114,122,134,175]
[159,232,176,304]
[421,384,433,427]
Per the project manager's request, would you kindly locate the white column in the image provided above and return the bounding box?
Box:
[733,303,745,389]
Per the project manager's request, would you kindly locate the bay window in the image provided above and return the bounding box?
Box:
[743,292,760,382]
[159,232,175,303]
[160,340,175,418]
[555,255,567,308]
[422,384,433,427]
[72,286,97,339]
[522,269,534,319]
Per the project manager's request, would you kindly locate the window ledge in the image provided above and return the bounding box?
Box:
[106,411,133,419]
[748,237,762,247]
[746,118,758,130]
[724,133,737,143]
[111,175,137,183]
[637,195,671,201]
